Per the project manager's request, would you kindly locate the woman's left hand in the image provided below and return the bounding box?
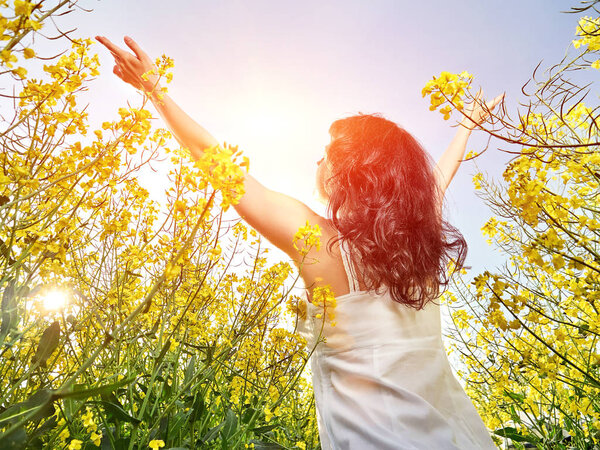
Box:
[460,90,504,131]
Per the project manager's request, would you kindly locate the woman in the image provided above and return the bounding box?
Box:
[96,35,501,449]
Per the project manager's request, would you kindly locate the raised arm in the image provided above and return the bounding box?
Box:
[434,91,504,194]
[95,36,322,261]
[96,36,219,154]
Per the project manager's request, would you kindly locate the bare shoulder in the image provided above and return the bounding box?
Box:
[296,219,359,299]
[234,174,333,261]
[232,174,353,297]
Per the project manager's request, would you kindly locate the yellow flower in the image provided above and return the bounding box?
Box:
[192,144,247,210]
[573,16,600,51]
[208,245,222,261]
[173,199,187,214]
[264,407,273,422]
[296,442,307,450]
[81,409,95,429]
[293,221,322,255]
[59,427,70,441]
[68,440,83,450]
[91,431,102,446]
[14,0,33,16]
[164,262,181,281]
[149,440,165,450]
[422,71,471,119]
[23,48,35,59]
[11,66,27,79]
[312,285,337,325]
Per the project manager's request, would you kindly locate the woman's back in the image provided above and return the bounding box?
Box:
[298,238,497,450]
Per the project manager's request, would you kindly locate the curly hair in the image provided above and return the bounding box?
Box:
[324,113,467,309]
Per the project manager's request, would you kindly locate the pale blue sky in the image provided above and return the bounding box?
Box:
[59,0,582,276]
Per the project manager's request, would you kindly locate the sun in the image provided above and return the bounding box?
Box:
[42,289,69,311]
[236,95,296,141]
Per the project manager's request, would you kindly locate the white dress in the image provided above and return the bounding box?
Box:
[297,238,497,450]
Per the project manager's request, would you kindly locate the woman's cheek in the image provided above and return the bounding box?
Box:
[315,165,327,199]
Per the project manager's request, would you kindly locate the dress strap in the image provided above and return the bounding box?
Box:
[338,232,360,293]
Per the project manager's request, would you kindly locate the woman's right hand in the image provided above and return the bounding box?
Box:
[95,36,160,95]
[460,90,504,131]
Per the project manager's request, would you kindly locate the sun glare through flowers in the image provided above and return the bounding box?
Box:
[42,289,69,311]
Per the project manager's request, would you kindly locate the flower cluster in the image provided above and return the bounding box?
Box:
[292,221,322,256]
[572,16,600,69]
[141,54,175,98]
[312,285,337,326]
[0,0,43,79]
[192,144,249,210]
[573,16,600,51]
[81,408,102,446]
[421,71,472,120]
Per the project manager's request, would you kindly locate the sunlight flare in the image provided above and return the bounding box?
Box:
[41,289,69,311]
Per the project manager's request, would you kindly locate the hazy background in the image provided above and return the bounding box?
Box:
[52,0,582,280]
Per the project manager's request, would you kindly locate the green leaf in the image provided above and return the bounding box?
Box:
[503,390,525,404]
[102,436,129,450]
[221,408,238,441]
[577,322,590,336]
[85,400,141,424]
[248,440,284,450]
[189,396,205,423]
[1,280,17,338]
[0,239,16,266]
[200,422,223,444]
[100,391,124,409]
[0,389,54,426]
[251,424,277,434]
[136,382,149,398]
[184,355,196,386]
[242,405,256,424]
[493,426,540,443]
[0,426,26,450]
[56,377,135,400]
[31,321,60,367]
[167,411,189,438]
[154,339,172,368]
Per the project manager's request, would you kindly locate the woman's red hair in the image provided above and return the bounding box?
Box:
[325,114,467,309]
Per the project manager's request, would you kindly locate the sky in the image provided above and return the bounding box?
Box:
[51,0,584,279]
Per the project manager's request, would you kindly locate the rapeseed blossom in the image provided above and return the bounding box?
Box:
[293,221,322,256]
[148,439,165,449]
[422,71,472,120]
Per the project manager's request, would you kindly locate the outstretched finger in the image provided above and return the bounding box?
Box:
[96,35,128,59]
[486,93,505,111]
[469,88,486,113]
[123,36,148,61]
